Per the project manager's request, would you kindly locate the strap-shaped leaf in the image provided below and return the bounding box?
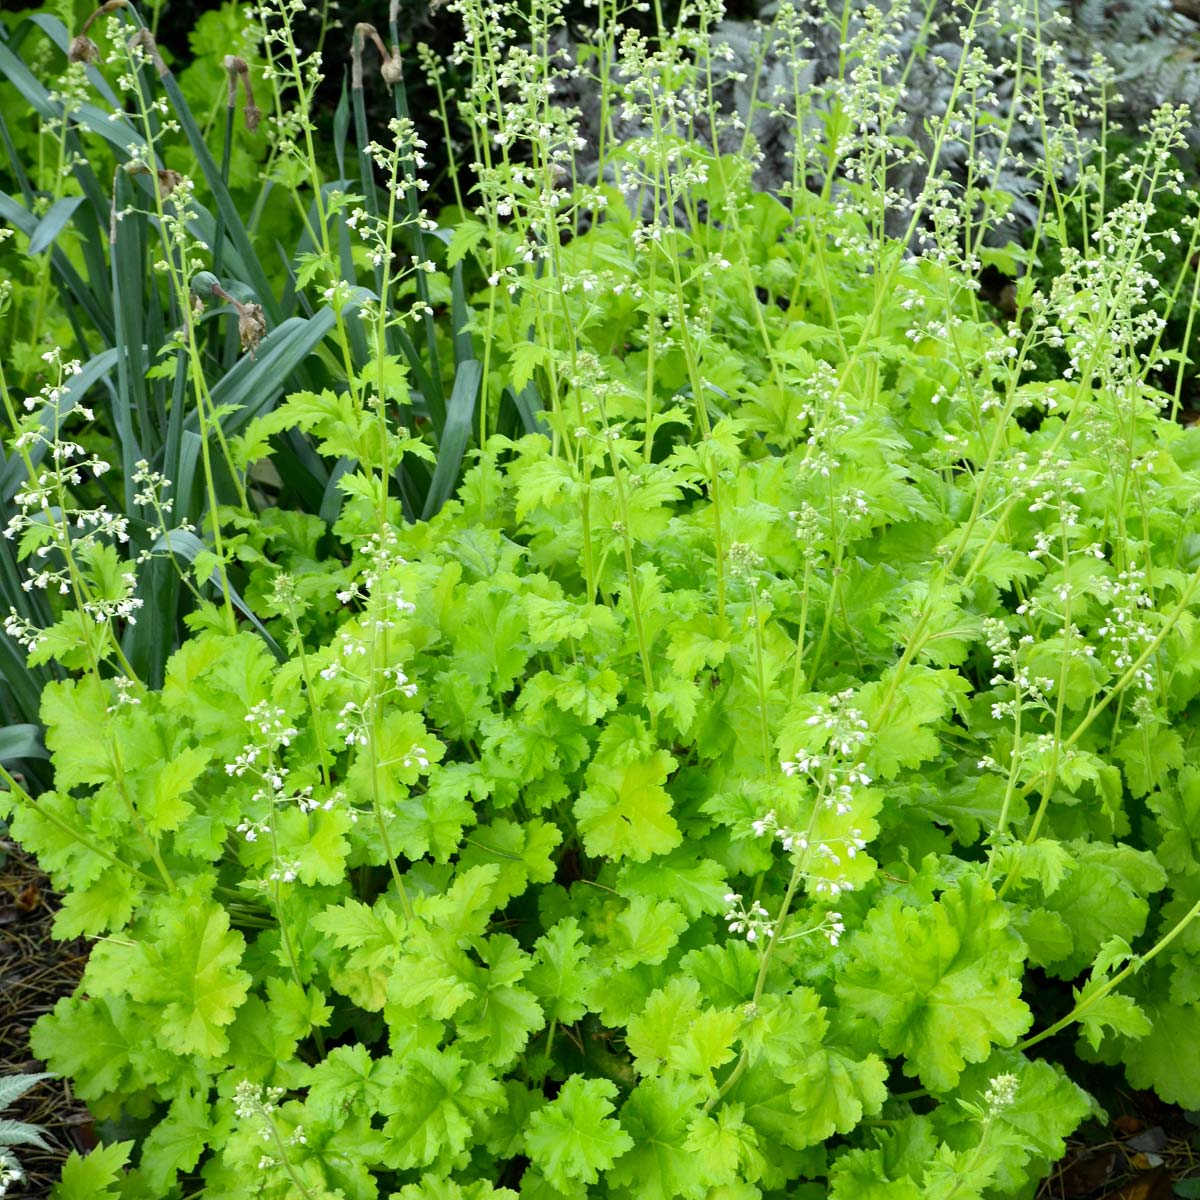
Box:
[110,170,149,504]
[0,725,48,763]
[121,554,182,692]
[505,380,545,436]
[26,196,84,255]
[0,34,144,156]
[0,191,115,344]
[152,61,280,324]
[421,360,482,520]
[149,528,284,661]
[450,260,474,368]
[25,15,124,110]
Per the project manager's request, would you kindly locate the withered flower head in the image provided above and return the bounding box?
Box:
[237,302,267,357]
[223,54,261,132]
[381,53,403,87]
[156,169,184,198]
[68,35,99,64]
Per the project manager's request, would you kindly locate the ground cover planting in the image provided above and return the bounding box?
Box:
[1,0,1200,1195]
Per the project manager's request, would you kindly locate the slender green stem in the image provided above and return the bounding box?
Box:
[1018,896,1200,1053]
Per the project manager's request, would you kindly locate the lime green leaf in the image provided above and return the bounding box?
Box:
[455,934,544,1068]
[683,1105,763,1190]
[525,1075,634,1189]
[348,710,444,815]
[41,678,113,789]
[837,875,1031,1091]
[393,1176,519,1200]
[527,918,593,1024]
[739,989,886,1148]
[618,852,729,920]
[4,789,108,892]
[510,341,551,393]
[52,870,141,938]
[137,1089,210,1193]
[607,1077,709,1200]
[312,894,407,1010]
[1122,995,1200,1107]
[130,898,252,1058]
[680,942,759,1008]
[458,817,561,905]
[448,584,530,689]
[140,746,209,836]
[626,978,739,1085]
[30,996,146,1101]
[1147,765,1200,877]
[856,665,971,779]
[381,1047,505,1173]
[1039,842,1166,978]
[575,749,681,863]
[1113,724,1183,798]
[305,1043,398,1124]
[993,839,1074,896]
[829,1115,936,1200]
[626,977,702,1077]
[395,763,478,861]
[938,1051,1093,1193]
[785,1041,890,1146]
[444,218,489,267]
[606,895,688,968]
[263,977,332,1043]
[415,864,500,942]
[273,806,352,885]
[53,1141,133,1199]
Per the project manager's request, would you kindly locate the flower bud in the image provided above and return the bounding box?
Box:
[189,271,220,299]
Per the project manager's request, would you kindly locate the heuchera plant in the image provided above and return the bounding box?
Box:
[2,0,1200,1195]
[6,309,1200,1194]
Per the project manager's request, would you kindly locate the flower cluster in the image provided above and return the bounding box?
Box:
[983,1073,1019,1112]
[226,702,349,884]
[2,349,143,658]
[723,888,846,950]
[1095,567,1156,691]
[722,892,773,944]
[232,1080,305,1172]
[723,692,877,954]
[752,808,869,899]
[981,616,1055,725]
[322,534,423,751]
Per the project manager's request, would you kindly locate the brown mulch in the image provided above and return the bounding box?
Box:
[1037,1091,1200,1200]
[0,840,94,1199]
